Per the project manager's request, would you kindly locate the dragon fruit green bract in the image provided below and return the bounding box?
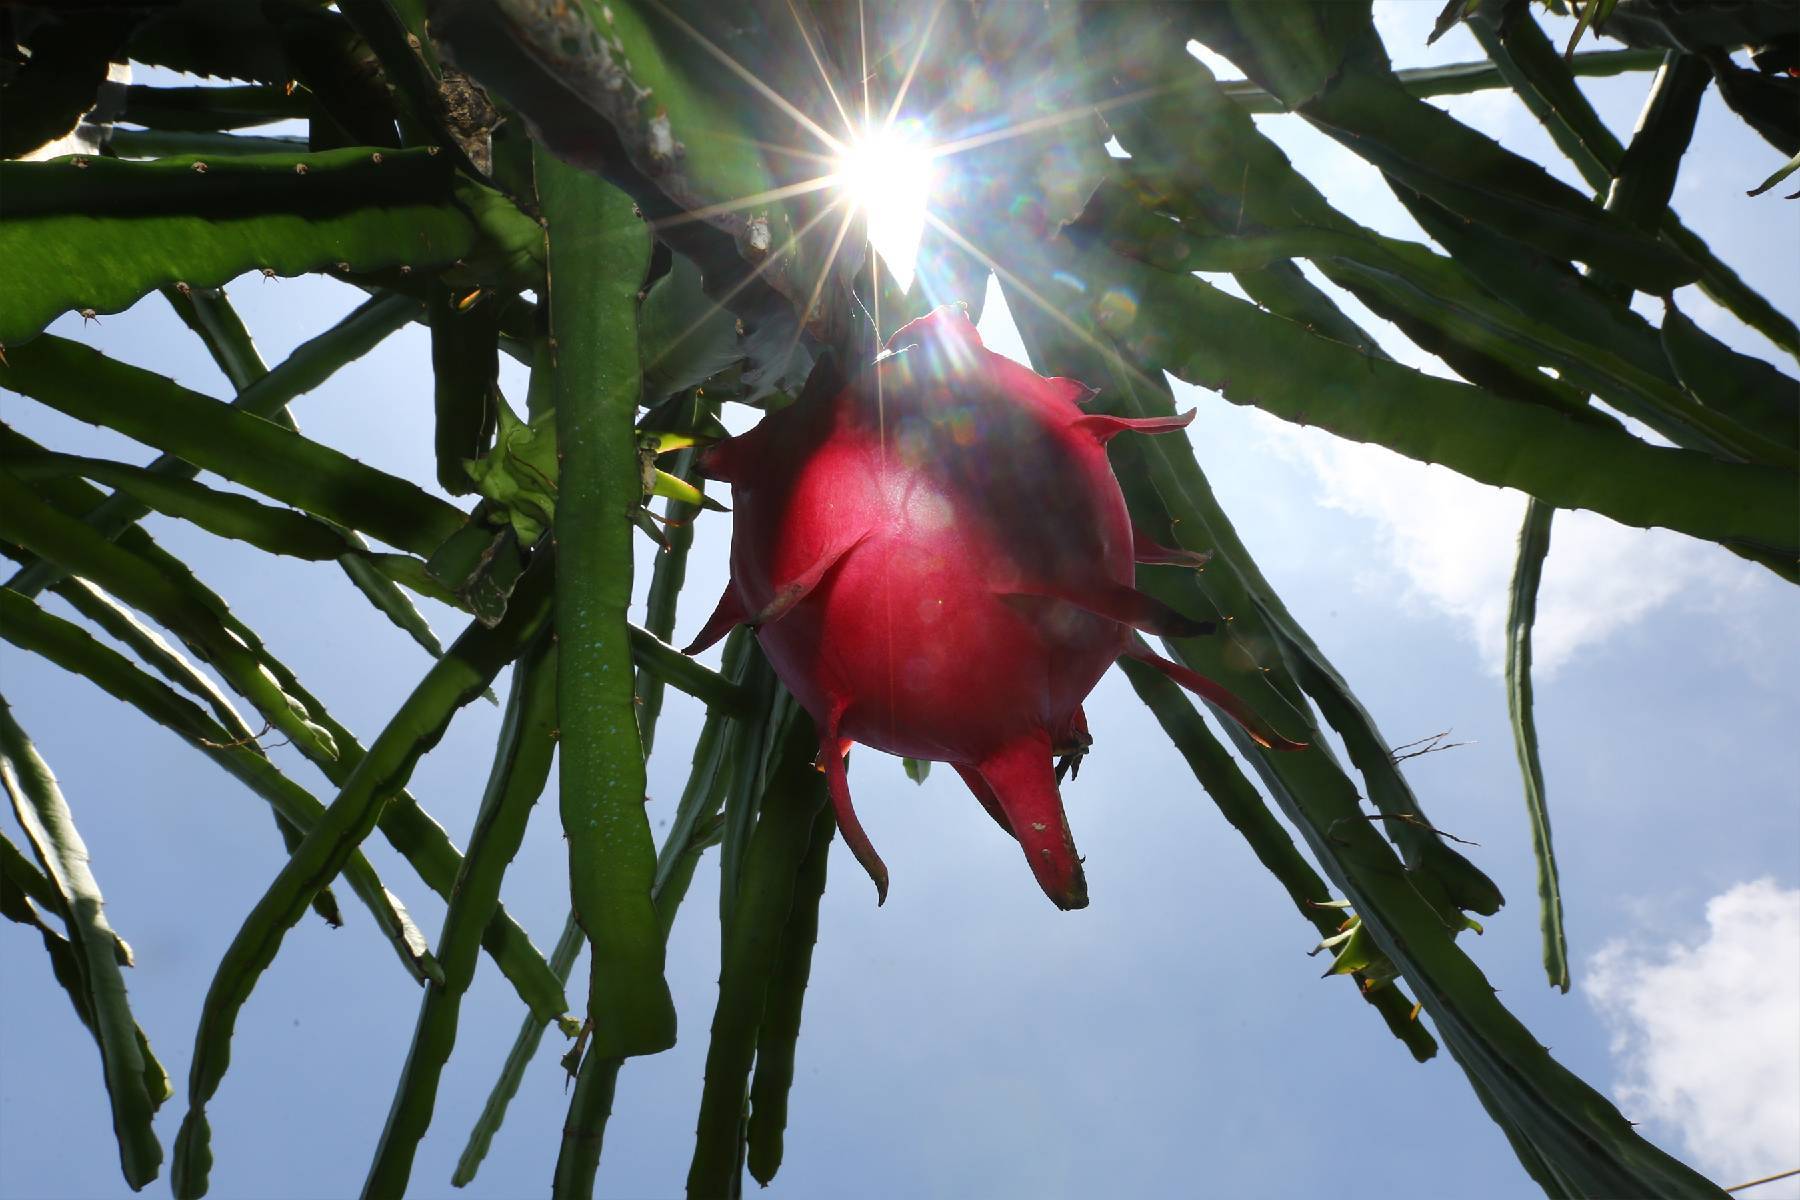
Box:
[684,305,1300,910]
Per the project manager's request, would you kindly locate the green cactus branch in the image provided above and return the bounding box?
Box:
[688,713,829,1196]
[0,335,468,558]
[3,291,420,599]
[0,699,166,1191]
[535,149,677,1066]
[1219,46,1664,114]
[1465,9,1800,359]
[0,588,440,985]
[1,1,1788,1196]
[0,148,539,346]
[171,554,556,1199]
[362,630,561,1198]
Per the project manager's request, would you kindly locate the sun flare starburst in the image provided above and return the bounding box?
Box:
[833,121,936,292]
[647,0,1151,384]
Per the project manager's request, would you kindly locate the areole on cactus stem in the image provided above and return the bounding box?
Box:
[683,305,1303,910]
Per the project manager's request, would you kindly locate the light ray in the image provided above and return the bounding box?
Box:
[882,0,947,134]
[644,193,855,373]
[785,199,862,366]
[927,82,1174,163]
[784,0,856,138]
[648,174,844,231]
[872,216,884,361]
[648,1,847,155]
[920,209,1167,400]
[871,163,894,748]
[736,137,839,167]
[858,0,872,131]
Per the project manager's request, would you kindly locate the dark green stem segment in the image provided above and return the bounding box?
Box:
[118,83,310,132]
[1468,9,1799,360]
[429,279,501,496]
[551,726,733,1198]
[108,128,308,157]
[0,828,170,1116]
[170,558,554,1200]
[746,804,837,1185]
[3,291,418,598]
[0,328,457,559]
[362,630,560,1198]
[163,285,270,396]
[1507,500,1565,992]
[546,640,751,1195]
[1502,51,1705,996]
[0,699,165,1190]
[536,148,677,1060]
[455,913,585,1189]
[551,833,723,1200]
[554,1044,622,1199]
[0,585,434,984]
[688,716,830,1198]
[1495,50,1702,997]
[1219,48,1664,114]
[1118,653,1438,1062]
[630,625,757,719]
[2,439,565,1013]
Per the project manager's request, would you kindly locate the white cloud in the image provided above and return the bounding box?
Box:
[1254,421,1758,677]
[1584,880,1800,1188]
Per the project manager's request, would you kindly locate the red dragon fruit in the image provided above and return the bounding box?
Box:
[684,305,1300,909]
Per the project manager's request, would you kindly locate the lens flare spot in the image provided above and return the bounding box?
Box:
[907,488,955,533]
[1095,287,1140,330]
[950,408,977,447]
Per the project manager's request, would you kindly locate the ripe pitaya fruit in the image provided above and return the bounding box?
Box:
[684,305,1300,910]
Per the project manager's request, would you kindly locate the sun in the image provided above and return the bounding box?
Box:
[834,120,935,292]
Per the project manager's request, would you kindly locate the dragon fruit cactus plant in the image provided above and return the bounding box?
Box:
[685,305,1301,909]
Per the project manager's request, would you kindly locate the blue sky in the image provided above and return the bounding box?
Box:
[3,5,1797,1198]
